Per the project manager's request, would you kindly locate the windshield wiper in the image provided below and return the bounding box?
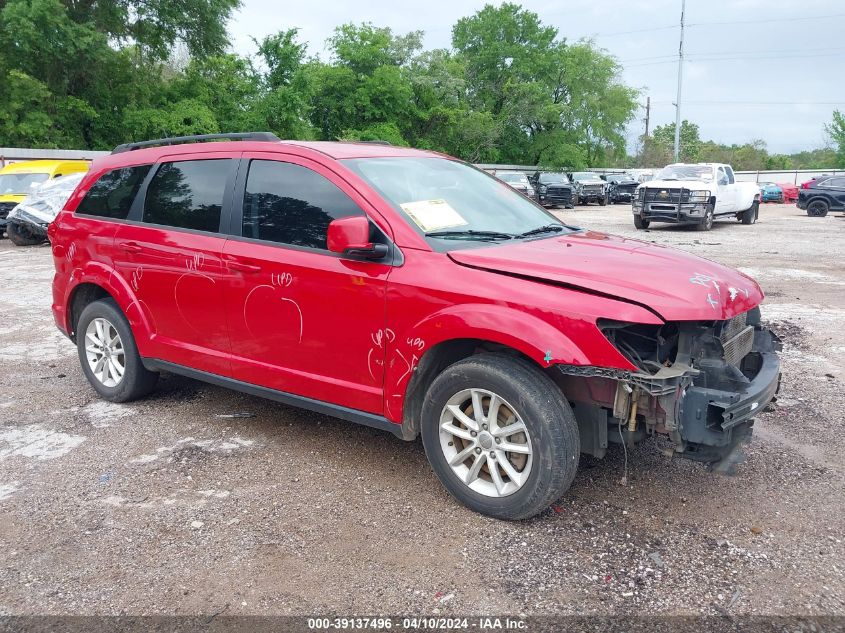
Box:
[425,229,514,241]
[516,224,566,238]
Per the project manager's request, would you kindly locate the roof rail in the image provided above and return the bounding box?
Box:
[111,132,281,154]
[355,140,393,146]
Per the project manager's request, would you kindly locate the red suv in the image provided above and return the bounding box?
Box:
[50,133,781,519]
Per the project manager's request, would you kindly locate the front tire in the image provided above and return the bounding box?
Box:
[695,205,715,231]
[634,215,650,229]
[741,201,759,224]
[77,298,158,402]
[421,354,579,520]
[7,222,44,246]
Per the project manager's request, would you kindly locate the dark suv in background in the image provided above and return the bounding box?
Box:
[602,173,639,205]
[797,175,845,217]
[529,171,574,208]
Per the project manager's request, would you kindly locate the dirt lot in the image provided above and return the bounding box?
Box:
[0,203,843,617]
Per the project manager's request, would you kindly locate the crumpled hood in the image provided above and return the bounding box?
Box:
[448,231,764,321]
[637,179,712,191]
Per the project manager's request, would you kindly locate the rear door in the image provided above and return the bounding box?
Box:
[221,153,392,414]
[819,177,845,208]
[111,153,238,375]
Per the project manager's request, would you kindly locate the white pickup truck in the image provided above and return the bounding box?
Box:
[632,163,761,231]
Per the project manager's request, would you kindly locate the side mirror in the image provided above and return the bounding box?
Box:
[327,216,388,260]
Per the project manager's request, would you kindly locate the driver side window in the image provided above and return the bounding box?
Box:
[717,168,729,186]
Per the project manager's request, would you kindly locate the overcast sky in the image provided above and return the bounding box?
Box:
[227,0,845,154]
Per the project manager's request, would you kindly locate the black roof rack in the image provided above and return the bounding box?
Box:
[111,132,281,154]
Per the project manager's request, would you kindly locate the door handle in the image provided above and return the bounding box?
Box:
[227,260,261,273]
[118,241,143,253]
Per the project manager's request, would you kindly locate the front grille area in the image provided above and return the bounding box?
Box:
[0,202,16,220]
[641,187,690,204]
[616,183,638,194]
[719,312,754,366]
[723,326,755,366]
[545,186,572,204]
[582,185,604,194]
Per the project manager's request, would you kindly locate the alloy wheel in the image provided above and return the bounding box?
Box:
[84,317,126,387]
[439,388,533,497]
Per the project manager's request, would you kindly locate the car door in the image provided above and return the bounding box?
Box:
[820,177,845,208]
[111,153,238,376]
[714,167,735,214]
[221,153,392,414]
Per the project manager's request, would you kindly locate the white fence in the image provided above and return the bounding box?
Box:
[0,148,109,167]
[478,163,845,184]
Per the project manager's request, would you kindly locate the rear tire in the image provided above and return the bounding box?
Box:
[76,298,158,402]
[7,222,44,246]
[421,353,579,520]
[634,215,649,229]
[741,201,759,225]
[807,200,829,217]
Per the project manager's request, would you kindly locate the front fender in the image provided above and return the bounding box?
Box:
[381,303,638,423]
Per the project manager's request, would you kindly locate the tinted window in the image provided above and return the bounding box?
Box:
[76,165,152,219]
[143,159,230,232]
[242,160,364,249]
[822,177,845,188]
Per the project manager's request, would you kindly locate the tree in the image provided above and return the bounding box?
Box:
[825,109,845,168]
[450,4,638,168]
[649,120,702,164]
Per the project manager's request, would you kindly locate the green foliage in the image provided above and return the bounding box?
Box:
[650,120,702,163]
[825,109,845,168]
[23,0,842,174]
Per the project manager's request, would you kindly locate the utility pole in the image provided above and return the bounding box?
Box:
[673,0,686,162]
[644,96,651,138]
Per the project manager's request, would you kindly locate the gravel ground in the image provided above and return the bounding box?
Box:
[0,202,843,617]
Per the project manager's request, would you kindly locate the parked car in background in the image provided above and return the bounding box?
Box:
[49,132,781,520]
[496,171,535,198]
[758,182,784,203]
[529,171,574,208]
[633,163,761,231]
[6,173,86,246]
[776,182,799,203]
[569,171,607,205]
[797,175,845,217]
[602,173,639,204]
[0,160,89,238]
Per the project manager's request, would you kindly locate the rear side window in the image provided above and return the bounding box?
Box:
[242,160,364,249]
[76,165,152,219]
[143,159,230,232]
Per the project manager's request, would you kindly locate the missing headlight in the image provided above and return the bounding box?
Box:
[599,320,680,374]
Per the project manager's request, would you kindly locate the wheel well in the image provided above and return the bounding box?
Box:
[807,196,829,207]
[400,338,536,439]
[68,283,113,340]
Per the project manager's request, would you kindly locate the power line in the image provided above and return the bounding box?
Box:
[624,51,845,68]
[582,11,845,40]
[688,12,845,27]
[650,100,843,106]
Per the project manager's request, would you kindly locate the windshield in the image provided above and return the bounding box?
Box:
[655,165,714,182]
[0,172,50,195]
[571,172,598,181]
[539,172,568,184]
[344,157,572,245]
[498,172,528,184]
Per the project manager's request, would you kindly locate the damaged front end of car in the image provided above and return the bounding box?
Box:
[554,307,781,471]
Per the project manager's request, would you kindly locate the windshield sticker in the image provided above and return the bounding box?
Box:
[400,199,468,232]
